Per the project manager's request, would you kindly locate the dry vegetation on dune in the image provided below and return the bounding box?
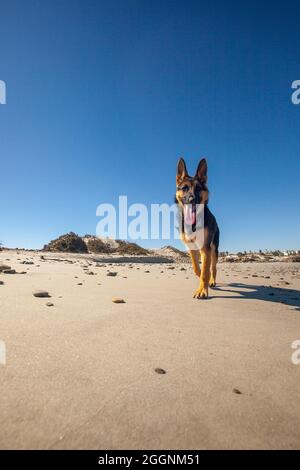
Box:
[116,240,150,256]
[42,233,152,257]
[85,237,112,254]
[43,232,88,253]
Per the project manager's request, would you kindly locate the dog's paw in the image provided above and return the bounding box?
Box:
[193,286,209,299]
[209,277,216,288]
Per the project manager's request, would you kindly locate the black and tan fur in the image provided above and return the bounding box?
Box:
[175,157,219,298]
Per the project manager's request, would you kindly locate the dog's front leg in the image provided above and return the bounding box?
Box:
[209,246,218,287]
[189,250,201,277]
[193,247,211,299]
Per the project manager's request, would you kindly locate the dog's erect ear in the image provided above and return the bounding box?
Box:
[195,158,207,183]
[177,158,188,181]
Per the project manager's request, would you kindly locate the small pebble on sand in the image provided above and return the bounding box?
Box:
[112,298,126,303]
[33,290,50,298]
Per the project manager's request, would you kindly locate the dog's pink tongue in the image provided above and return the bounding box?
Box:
[184,205,196,225]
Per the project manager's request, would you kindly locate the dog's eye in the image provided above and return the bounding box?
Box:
[177,184,190,192]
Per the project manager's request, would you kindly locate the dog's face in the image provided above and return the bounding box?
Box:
[176,158,209,225]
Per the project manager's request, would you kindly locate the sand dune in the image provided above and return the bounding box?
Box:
[0,249,300,449]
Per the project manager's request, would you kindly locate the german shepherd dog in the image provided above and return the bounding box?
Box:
[176,158,219,298]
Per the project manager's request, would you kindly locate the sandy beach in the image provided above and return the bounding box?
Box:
[1,249,300,450]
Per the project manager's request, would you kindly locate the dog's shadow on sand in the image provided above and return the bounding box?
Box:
[211,283,300,311]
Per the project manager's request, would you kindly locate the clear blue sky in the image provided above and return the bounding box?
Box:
[0,0,299,252]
